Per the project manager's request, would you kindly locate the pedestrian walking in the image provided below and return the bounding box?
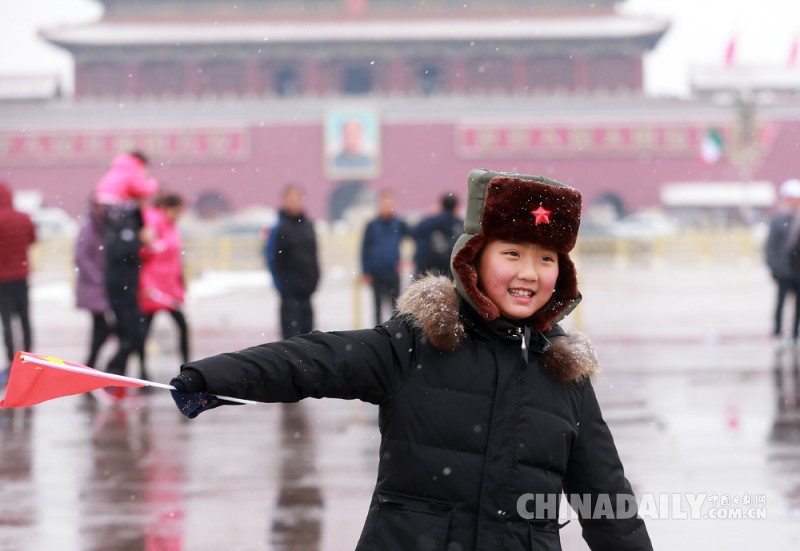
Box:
[74,198,115,369]
[169,169,652,550]
[263,184,319,339]
[94,152,157,400]
[412,191,464,277]
[0,182,36,385]
[360,190,411,325]
[766,178,800,351]
[138,192,189,380]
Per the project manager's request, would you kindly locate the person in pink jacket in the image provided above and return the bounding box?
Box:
[95,152,158,205]
[92,151,158,403]
[138,192,189,380]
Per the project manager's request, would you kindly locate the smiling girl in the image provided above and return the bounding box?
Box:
[170,169,652,551]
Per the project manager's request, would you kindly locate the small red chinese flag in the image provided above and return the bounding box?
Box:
[724,36,737,67]
[0,351,145,408]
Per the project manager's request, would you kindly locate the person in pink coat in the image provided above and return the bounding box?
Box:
[95,152,158,205]
[93,150,158,401]
[137,192,189,380]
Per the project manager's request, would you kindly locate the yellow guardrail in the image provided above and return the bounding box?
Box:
[31,227,766,278]
[573,227,763,267]
[30,227,767,333]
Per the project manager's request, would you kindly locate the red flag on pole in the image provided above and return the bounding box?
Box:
[345,0,368,16]
[0,351,148,408]
[0,351,256,408]
[788,35,799,68]
[724,36,737,67]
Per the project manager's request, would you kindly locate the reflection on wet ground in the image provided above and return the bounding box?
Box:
[271,403,323,551]
[83,404,186,551]
[1,262,800,549]
[0,408,33,537]
[769,350,800,524]
[772,351,800,424]
[3,354,799,550]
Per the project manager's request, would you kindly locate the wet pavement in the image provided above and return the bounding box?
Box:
[1,257,800,550]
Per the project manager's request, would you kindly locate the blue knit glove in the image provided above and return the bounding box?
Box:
[170,369,222,419]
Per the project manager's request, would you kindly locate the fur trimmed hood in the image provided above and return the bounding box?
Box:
[396,275,599,383]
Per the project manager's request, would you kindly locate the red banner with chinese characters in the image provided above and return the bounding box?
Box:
[0,128,251,165]
[456,124,725,158]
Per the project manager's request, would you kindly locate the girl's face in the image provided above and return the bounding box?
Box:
[477,240,559,321]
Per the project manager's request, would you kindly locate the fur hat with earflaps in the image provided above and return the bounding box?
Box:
[451,168,583,332]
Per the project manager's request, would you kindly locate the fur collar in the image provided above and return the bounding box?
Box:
[396,275,599,383]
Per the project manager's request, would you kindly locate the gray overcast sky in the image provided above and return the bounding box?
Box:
[2,0,800,97]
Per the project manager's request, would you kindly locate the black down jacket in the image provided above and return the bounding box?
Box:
[183,276,651,551]
[270,210,319,298]
[101,202,145,290]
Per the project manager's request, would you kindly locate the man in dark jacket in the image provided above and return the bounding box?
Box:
[766,178,800,350]
[264,184,320,339]
[360,190,411,325]
[0,182,36,381]
[413,192,464,277]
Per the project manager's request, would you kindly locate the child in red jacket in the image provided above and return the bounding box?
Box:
[138,192,189,380]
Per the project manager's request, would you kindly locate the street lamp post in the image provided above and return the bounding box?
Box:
[731,91,760,224]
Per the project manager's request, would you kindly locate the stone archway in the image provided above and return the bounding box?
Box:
[193,189,231,220]
[328,181,372,221]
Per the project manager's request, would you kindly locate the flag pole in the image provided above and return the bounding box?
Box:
[19,354,257,405]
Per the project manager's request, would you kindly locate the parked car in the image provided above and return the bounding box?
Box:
[609,211,678,239]
[30,207,79,240]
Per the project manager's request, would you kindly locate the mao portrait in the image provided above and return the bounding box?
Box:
[325,110,381,180]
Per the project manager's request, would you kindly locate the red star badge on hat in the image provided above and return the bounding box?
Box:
[531,206,552,225]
